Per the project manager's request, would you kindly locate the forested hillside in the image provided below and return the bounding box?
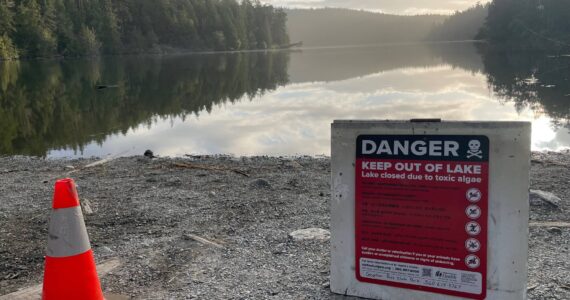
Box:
[477,0,570,51]
[0,0,289,60]
[428,4,488,41]
[286,8,446,47]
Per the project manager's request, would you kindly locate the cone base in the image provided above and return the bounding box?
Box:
[42,250,104,300]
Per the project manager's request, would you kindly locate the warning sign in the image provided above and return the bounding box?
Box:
[355,135,489,299]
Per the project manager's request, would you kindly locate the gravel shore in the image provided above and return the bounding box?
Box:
[0,152,568,299]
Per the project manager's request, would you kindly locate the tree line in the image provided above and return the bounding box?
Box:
[477,0,570,52]
[428,0,570,52]
[0,0,289,60]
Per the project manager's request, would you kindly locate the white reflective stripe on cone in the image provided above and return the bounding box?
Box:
[47,206,91,257]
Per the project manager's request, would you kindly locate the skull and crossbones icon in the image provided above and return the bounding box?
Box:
[466,140,483,159]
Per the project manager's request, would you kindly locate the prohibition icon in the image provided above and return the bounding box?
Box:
[465,221,481,236]
[466,188,482,203]
[465,205,482,219]
[465,238,481,252]
[465,254,481,269]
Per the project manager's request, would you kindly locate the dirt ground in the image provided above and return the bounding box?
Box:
[0,152,568,299]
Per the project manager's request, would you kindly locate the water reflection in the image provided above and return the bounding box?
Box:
[480,50,570,128]
[0,43,569,157]
[288,42,483,83]
[0,53,289,156]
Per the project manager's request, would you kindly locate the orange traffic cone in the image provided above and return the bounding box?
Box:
[42,178,104,300]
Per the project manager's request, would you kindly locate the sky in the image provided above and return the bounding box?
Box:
[261,0,491,15]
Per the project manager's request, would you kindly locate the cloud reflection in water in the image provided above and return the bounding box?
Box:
[49,64,569,158]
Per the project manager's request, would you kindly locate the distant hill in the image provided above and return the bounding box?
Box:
[428,4,489,41]
[287,43,483,84]
[286,8,446,47]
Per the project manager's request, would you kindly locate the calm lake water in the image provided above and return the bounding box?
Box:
[1,43,569,158]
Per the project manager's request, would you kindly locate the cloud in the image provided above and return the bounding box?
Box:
[262,0,492,14]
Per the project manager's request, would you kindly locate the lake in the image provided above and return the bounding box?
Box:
[1,42,569,158]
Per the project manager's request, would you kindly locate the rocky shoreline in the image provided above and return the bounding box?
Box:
[0,152,568,299]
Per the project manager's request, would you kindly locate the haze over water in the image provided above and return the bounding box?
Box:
[1,43,568,158]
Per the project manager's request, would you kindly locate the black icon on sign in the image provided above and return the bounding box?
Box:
[465,205,482,219]
[465,238,481,252]
[467,140,483,159]
[465,221,481,236]
[466,188,482,203]
[465,254,481,269]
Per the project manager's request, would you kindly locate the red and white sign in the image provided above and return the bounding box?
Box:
[355,135,489,299]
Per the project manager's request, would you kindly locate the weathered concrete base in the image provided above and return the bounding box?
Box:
[330,121,531,300]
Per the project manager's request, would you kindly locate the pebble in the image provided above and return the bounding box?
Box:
[165,178,182,187]
[146,177,158,183]
[99,246,114,254]
[250,178,272,189]
[283,160,303,169]
[530,189,561,207]
[547,227,563,234]
[289,228,330,241]
[82,199,94,215]
[272,243,287,254]
[144,150,155,158]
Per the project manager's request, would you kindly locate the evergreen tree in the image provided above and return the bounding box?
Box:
[271,8,289,46]
[0,0,289,59]
[13,0,57,57]
[77,25,101,56]
[0,0,14,35]
[0,1,17,59]
[478,0,570,52]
